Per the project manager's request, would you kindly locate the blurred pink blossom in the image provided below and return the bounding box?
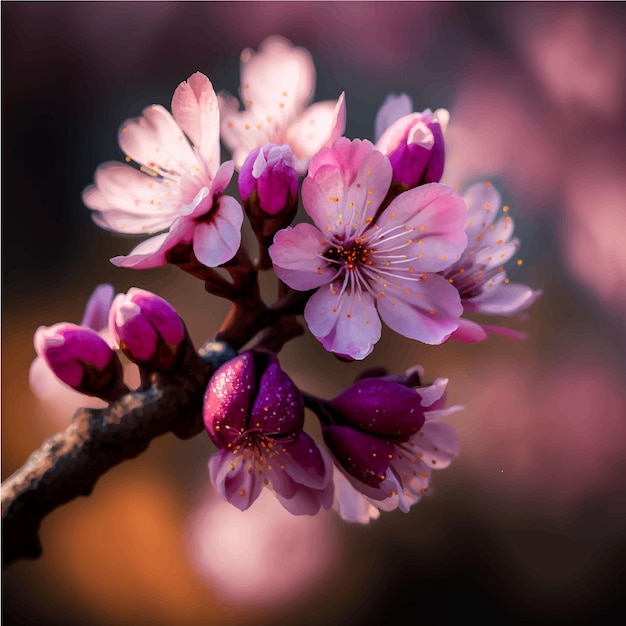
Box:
[218,35,345,173]
[186,486,339,606]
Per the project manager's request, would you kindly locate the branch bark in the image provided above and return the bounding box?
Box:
[1,343,214,569]
[1,298,311,568]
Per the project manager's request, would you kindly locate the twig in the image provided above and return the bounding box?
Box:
[1,343,213,568]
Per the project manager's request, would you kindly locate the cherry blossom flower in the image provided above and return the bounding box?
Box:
[204,351,334,515]
[218,35,346,173]
[446,182,542,343]
[83,72,243,270]
[323,373,462,523]
[269,138,467,360]
[375,93,449,189]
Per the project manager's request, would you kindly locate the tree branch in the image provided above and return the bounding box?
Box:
[1,342,215,569]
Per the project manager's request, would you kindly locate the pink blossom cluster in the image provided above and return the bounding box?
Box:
[32,35,541,522]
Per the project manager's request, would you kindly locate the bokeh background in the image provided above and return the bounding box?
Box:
[3,2,626,624]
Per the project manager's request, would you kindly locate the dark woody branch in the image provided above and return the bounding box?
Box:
[1,296,310,569]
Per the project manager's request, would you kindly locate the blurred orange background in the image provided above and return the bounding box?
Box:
[3,2,626,624]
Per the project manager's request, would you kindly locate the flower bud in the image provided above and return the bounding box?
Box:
[109,288,186,372]
[328,378,427,437]
[34,322,123,399]
[238,144,299,217]
[204,351,304,448]
[376,108,449,189]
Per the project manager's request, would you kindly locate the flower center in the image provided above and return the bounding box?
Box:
[324,240,374,272]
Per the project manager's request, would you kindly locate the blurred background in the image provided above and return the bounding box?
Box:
[3,2,626,624]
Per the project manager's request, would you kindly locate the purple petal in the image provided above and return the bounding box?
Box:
[329,379,425,436]
[280,433,333,490]
[323,426,394,489]
[203,353,255,446]
[250,362,304,436]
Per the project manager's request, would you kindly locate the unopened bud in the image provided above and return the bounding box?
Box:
[239,144,299,217]
[109,288,186,372]
[34,322,123,399]
[376,108,448,189]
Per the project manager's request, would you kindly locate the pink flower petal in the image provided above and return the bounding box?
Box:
[118,104,198,177]
[304,284,381,360]
[86,162,180,222]
[80,284,115,331]
[239,35,315,123]
[376,273,462,345]
[375,183,468,272]
[280,433,333,490]
[481,216,515,248]
[449,318,489,343]
[374,93,414,143]
[465,283,542,315]
[110,233,171,269]
[303,144,391,240]
[300,169,346,234]
[409,422,460,469]
[171,72,220,168]
[286,93,347,172]
[273,482,333,516]
[192,195,243,267]
[270,223,339,290]
[332,468,381,524]
[209,451,263,512]
[463,181,501,240]
[217,94,267,169]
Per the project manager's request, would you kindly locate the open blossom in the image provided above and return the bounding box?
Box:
[323,372,462,523]
[83,72,243,270]
[218,35,346,173]
[269,138,468,360]
[375,93,449,189]
[204,351,333,515]
[446,182,542,343]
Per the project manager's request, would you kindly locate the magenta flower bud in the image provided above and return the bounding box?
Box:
[376,108,449,189]
[328,378,427,437]
[204,351,333,515]
[319,372,462,522]
[204,351,304,447]
[238,144,299,217]
[34,322,123,399]
[109,288,186,372]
